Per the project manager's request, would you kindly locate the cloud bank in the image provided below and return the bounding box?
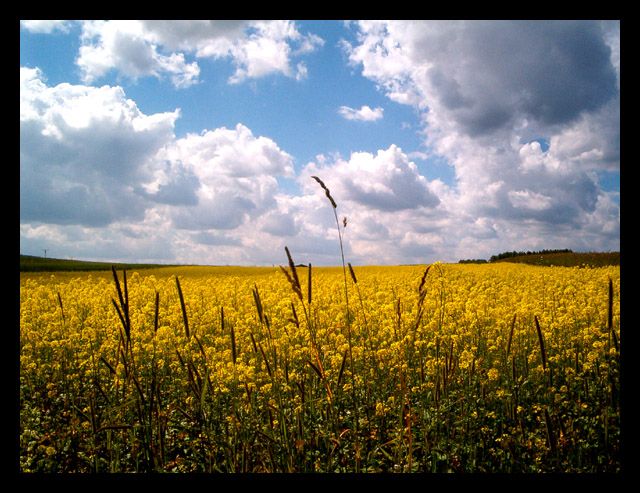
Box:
[20,67,297,263]
[340,20,620,259]
[55,20,324,88]
[20,20,619,265]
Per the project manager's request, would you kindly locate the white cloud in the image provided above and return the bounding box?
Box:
[295,62,308,81]
[154,124,295,231]
[346,20,618,134]
[342,20,620,258]
[259,211,299,237]
[20,219,179,264]
[222,20,321,83]
[73,20,323,88]
[21,20,73,34]
[338,105,384,122]
[301,145,440,212]
[20,66,179,226]
[600,20,620,88]
[260,146,451,265]
[20,68,298,264]
[549,97,620,171]
[156,124,295,180]
[508,190,553,211]
[77,20,201,88]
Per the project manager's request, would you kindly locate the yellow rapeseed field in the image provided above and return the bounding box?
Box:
[19,262,620,472]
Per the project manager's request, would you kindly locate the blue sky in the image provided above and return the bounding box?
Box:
[20,20,620,265]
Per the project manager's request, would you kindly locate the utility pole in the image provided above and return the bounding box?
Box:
[43,249,47,259]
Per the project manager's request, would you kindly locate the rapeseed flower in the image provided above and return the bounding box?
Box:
[20,263,620,473]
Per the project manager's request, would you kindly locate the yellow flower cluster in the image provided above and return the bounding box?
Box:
[20,263,620,472]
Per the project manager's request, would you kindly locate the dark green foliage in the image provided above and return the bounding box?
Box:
[459,251,619,267]
[490,249,574,262]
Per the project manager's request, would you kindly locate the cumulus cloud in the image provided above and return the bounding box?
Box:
[260,211,299,237]
[346,20,618,136]
[191,231,242,247]
[266,146,450,265]
[338,105,384,121]
[147,124,294,231]
[21,20,73,34]
[302,145,440,212]
[157,124,295,180]
[137,160,200,206]
[74,20,323,88]
[343,20,620,256]
[78,20,201,88]
[20,68,298,263]
[20,67,179,226]
[508,190,553,212]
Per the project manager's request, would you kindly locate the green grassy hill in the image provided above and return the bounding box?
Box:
[20,255,179,272]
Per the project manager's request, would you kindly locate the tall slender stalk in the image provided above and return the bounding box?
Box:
[534,315,547,371]
[310,176,358,440]
[279,246,331,402]
[311,176,350,319]
[608,278,618,353]
[111,267,131,345]
[175,276,189,339]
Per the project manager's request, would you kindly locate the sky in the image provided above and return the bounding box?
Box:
[20,20,620,266]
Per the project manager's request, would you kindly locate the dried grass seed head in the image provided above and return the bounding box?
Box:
[311,175,337,209]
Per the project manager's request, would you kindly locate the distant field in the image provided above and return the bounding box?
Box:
[19,255,181,272]
[22,251,621,273]
[494,251,620,267]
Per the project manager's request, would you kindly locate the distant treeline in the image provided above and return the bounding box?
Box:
[488,248,573,262]
[458,249,619,267]
[459,249,573,264]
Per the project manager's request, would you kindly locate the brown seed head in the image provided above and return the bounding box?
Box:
[311,175,337,209]
[348,262,358,284]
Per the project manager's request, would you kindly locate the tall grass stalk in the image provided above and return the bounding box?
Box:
[280,246,330,403]
[608,278,618,353]
[56,292,66,325]
[348,263,375,366]
[534,315,547,371]
[311,176,350,323]
[506,313,516,358]
[111,267,131,346]
[175,276,190,339]
[310,177,359,417]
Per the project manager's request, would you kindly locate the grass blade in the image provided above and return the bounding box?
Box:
[153,291,160,334]
[175,276,189,339]
[506,313,516,357]
[534,315,547,371]
[608,277,613,333]
[229,313,237,365]
[308,263,312,305]
[57,292,65,324]
[607,278,618,354]
[111,266,131,343]
[336,351,348,388]
[252,284,264,324]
